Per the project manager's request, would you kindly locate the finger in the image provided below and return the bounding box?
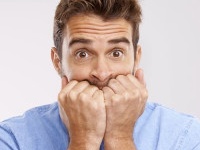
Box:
[93,90,104,102]
[93,90,106,108]
[107,79,126,94]
[127,74,141,88]
[58,80,78,103]
[116,75,137,90]
[62,80,78,92]
[134,68,146,86]
[102,86,115,100]
[61,76,69,89]
[82,85,99,97]
[70,81,90,94]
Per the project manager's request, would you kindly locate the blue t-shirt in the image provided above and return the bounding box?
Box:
[0,102,200,150]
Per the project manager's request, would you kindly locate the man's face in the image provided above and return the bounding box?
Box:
[59,14,141,89]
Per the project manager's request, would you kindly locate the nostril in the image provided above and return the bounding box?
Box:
[91,71,112,82]
[89,75,112,89]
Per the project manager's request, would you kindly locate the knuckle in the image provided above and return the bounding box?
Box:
[68,90,76,100]
[58,91,66,101]
[81,80,89,86]
[123,91,130,100]
[71,80,78,85]
[116,74,124,80]
[127,74,133,78]
[133,89,140,98]
[108,78,117,86]
[112,94,122,102]
[78,92,88,100]
[58,91,68,107]
[90,85,98,91]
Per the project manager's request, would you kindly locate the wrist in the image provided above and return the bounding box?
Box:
[104,137,136,150]
[104,133,135,150]
[68,134,102,150]
[105,128,133,139]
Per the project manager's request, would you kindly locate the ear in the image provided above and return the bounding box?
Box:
[51,47,62,77]
[133,45,142,74]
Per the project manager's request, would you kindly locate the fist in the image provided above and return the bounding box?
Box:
[103,69,148,139]
[58,77,106,149]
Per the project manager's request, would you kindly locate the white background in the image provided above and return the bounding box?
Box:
[0,0,199,121]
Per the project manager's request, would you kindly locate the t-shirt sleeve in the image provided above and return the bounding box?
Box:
[0,124,19,150]
[180,118,200,150]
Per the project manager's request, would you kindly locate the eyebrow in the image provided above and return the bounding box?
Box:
[69,38,92,47]
[108,37,130,45]
[69,37,130,47]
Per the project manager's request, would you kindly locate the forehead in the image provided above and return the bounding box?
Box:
[64,14,133,40]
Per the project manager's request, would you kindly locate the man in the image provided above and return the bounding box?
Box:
[0,0,200,150]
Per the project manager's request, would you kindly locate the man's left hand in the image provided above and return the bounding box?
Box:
[102,69,148,149]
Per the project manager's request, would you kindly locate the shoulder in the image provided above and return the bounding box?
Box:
[134,102,200,149]
[141,102,199,123]
[0,102,68,149]
[1,102,59,126]
[144,102,200,134]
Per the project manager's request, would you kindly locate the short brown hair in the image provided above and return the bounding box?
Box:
[53,0,142,59]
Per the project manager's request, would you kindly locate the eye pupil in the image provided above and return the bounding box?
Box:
[113,51,120,57]
[79,52,86,58]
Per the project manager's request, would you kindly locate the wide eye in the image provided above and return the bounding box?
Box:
[75,50,89,59]
[110,49,123,58]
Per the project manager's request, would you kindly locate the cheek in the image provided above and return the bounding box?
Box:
[61,54,90,81]
[110,61,134,76]
[63,64,91,82]
[118,56,135,73]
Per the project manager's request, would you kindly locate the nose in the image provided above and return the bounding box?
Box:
[90,57,112,82]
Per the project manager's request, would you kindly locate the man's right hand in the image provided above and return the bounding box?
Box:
[58,77,106,150]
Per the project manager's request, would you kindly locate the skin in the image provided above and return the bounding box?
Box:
[51,14,148,150]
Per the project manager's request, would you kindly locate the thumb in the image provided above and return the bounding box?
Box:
[135,68,146,86]
[61,76,69,89]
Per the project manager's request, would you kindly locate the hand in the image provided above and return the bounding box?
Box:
[58,77,106,150]
[103,69,148,149]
